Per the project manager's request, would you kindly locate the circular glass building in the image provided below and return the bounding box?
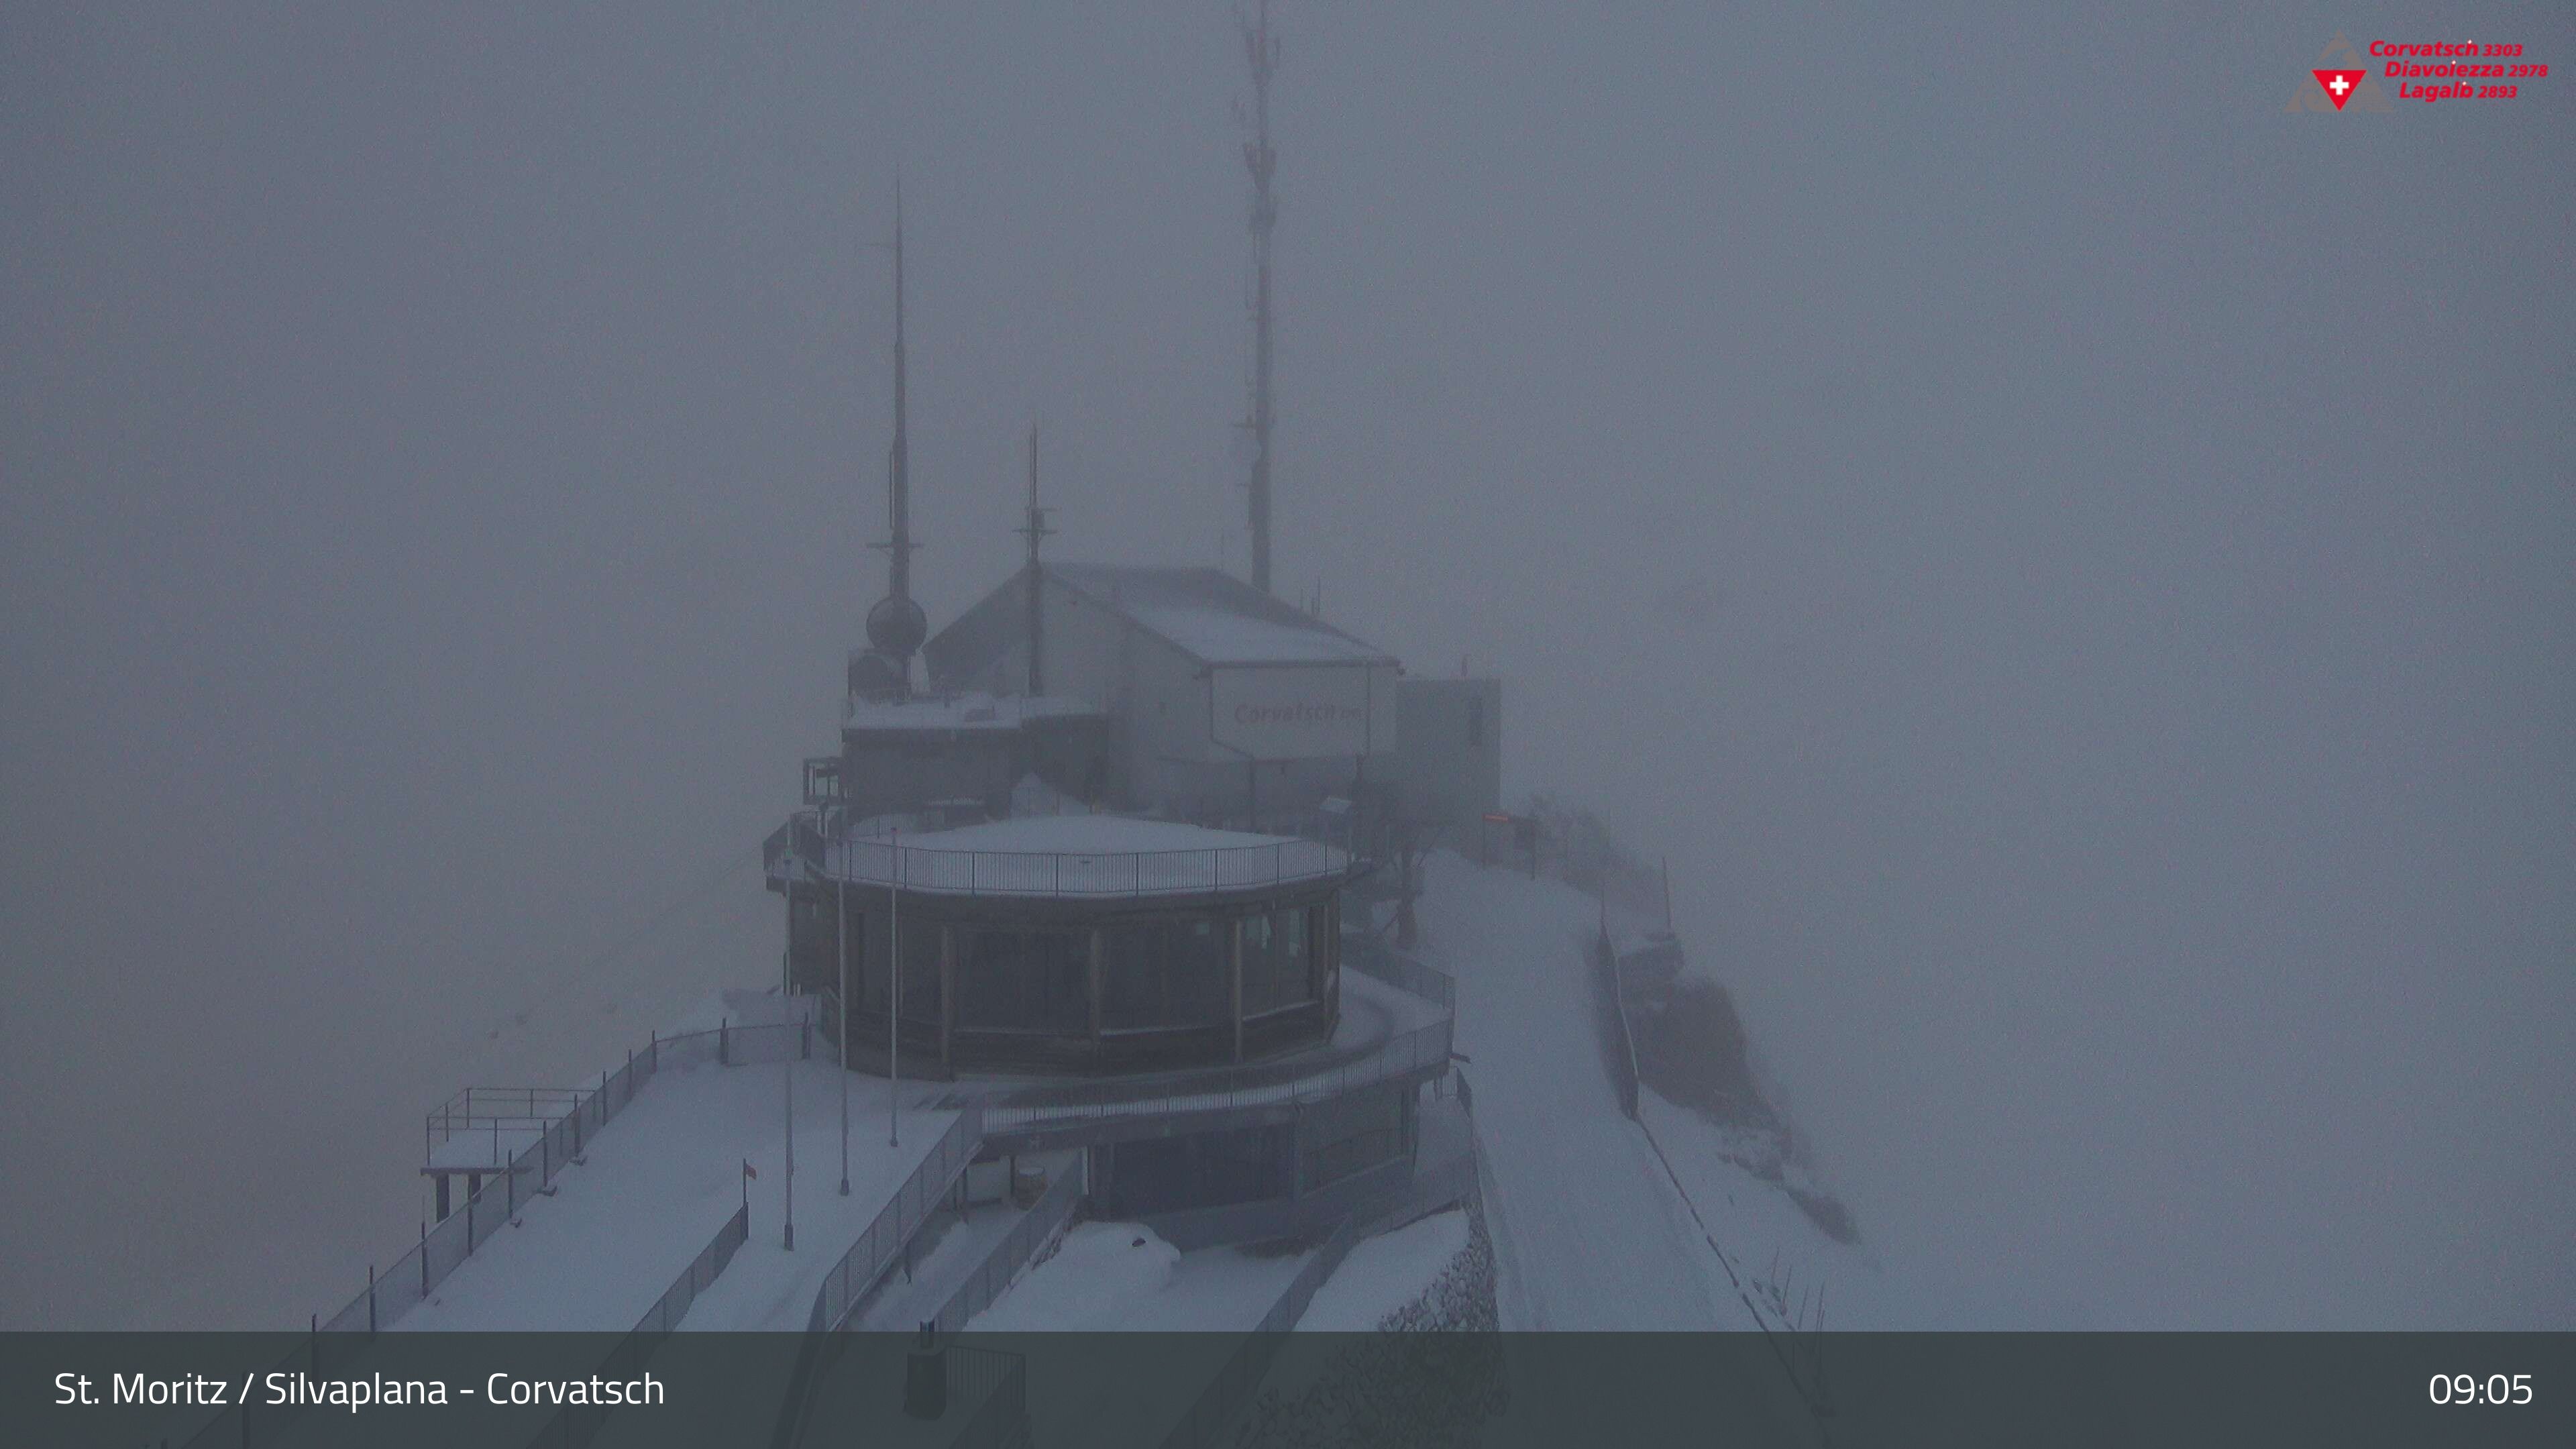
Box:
[788,816,1352,1074]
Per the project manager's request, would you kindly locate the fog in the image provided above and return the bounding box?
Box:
[3,3,2569,1330]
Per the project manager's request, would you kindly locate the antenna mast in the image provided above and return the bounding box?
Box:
[888,180,914,608]
[861,180,928,698]
[1014,421,1054,695]
[1240,0,1279,595]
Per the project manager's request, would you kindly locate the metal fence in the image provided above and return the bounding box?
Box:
[830,837,1348,898]
[1155,1212,1370,1449]
[767,1106,987,1449]
[1593,929,1642,1121]
[943,1344,1032,1449]
[979,1014,1452,1141]
[529,1201,751,1449]
[1340,934,1457,1011]
[318,1016,818,1343]
[927,1160,1087,1334]
[804,1103,985,1335]
[173,1010,835,1449]
[427,1086,597,1170]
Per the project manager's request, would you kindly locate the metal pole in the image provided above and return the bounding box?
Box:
[784,980,796,1250]
[838,855,851,1195]
[890,828,902,1148]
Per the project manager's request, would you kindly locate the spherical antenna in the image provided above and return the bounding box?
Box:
[847,647,908,702]
[865,594,928,661]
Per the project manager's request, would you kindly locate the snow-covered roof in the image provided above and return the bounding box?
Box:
[824,814,1350,896]
[924,564,1398,684]
[1051,564,1397,667]
[896,816,1301,853]
[843,691,1099,733]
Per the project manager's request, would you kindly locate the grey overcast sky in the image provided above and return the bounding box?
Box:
[3,3,2569,1329]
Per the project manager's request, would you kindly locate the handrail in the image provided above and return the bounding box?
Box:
[1155,1212,1369,1449]
[804,1104,987,1335]
[980,1016,1452,1139]
[1340,934,1457,1010]
[928,1159,1087,1333]
[769,1105,986,1449]
[826,837,1350,898]
[941,1345,1030,1449]
[530,1201,751,1448]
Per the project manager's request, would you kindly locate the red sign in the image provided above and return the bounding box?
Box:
[2312,68,2365,108]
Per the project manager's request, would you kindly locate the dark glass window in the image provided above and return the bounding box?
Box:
[1101,918,1230,1031]
[1172,919,1227,1022]
[1108,1126,1288,1214]
[958,928,1086,1033]
[1242,906,1312,1016]
[851,909,886,1014]
[1027,930,1088,1034]
[1301,1085,1407,1189]
[898,920,941,1025]
[959,928,1024,1030]
[1101,924,1161,1030]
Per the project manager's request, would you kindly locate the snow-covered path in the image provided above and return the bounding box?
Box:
[1411,853,1724,1330]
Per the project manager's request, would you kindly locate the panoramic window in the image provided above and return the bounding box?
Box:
[1241,905,1312,1016]
[896,916,941,1024]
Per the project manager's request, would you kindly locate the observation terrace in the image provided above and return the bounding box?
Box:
[812,814,1350,899]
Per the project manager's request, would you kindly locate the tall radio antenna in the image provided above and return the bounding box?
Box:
[861,179,928,698]
[1014,421,1054,696]
[1238,0,1280,595]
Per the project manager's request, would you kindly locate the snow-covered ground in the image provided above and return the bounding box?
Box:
[398,1054,954,1332]
[966,1222,1311,1448]
[1409,851,1831,1442]
[1296,1209,1469,1332]
[849,1150,1081,1332]
[967,1222,1306,1332]
[1638,1087,1935,1330]
[1409,851,1727,1330]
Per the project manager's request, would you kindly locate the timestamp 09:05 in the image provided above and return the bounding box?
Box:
[2428,1373,2532,1405]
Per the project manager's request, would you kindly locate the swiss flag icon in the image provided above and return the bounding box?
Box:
[2313,69,2366,109]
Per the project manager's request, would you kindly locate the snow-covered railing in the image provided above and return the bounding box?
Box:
[928,1159,1086,1334]
[532,1201,751,1449]
[1592,929,1642,1122]
[175,1007,835,1449]
[1340,934,1456,1010]
[941,1344,1030,1449]
[770,1106,986,1448]
[830,837,1348,898]
[803,1104,985,1336]
[425,1086,597,1171]
[1157,1212,1371,1449]
[978,1014,1453,1140]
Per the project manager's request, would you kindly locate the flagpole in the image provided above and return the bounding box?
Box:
[837,820,851,1196]
[783,888,796,1251]
[889,828,902,1148]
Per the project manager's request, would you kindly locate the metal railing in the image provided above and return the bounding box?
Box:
[927,1161,1087,1334]
[979,1015,1452,1140]
[943,1344,1031,1449]
[768,1106,986,1449]
[828,837,1348,898]
[1156,1212,1370,1449]
[427,1086,598,1169]
[1593,929,1642,1122]
[804,1104,985,1335]
[1340,934,1456,1010]
[186,1017,734,1448]
[532,1201,751,1449]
